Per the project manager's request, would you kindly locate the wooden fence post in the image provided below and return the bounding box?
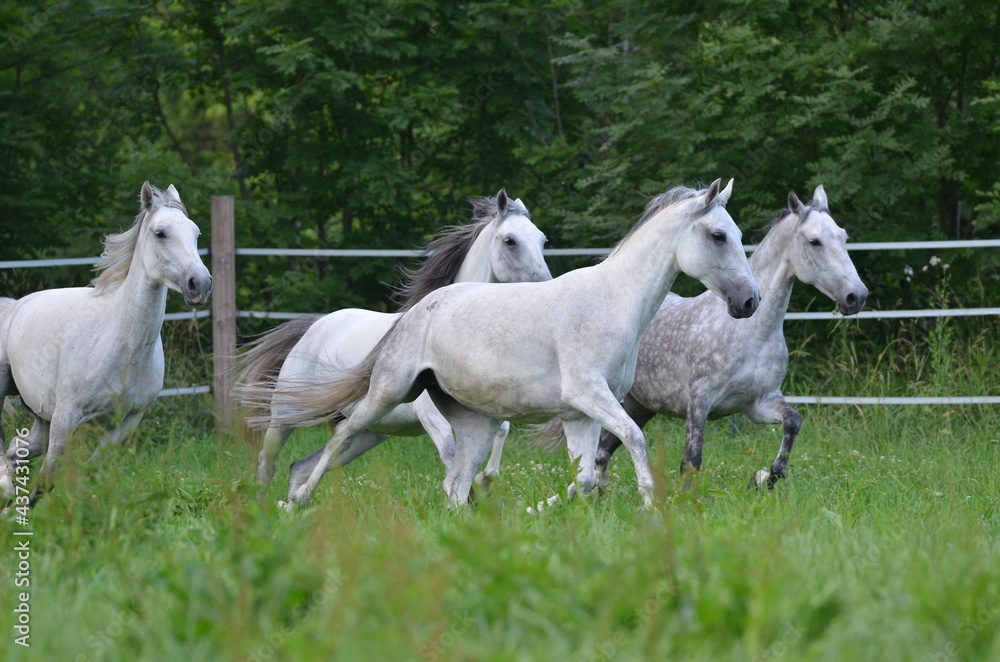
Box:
[211,196,237,432]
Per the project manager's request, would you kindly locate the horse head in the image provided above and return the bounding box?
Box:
[676,178,760,318]
[489,188,552,283]
[138,182,213,306]
[787,185,867,316]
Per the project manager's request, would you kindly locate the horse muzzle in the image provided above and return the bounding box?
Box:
[726,287,761,319]
[838,286,868,316]
[182,270,214,306]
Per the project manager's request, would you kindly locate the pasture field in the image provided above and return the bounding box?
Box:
[0,391,998,662]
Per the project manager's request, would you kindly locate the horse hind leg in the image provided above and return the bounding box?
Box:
[283,429,390,493]
[427,391,502,507]
[285,382,415,509]
[747,397,802,490]
[256,424,295,485]
[87,410,144,464]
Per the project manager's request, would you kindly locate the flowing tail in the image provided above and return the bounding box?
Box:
[525,418,568,452]
[242,316,403,430]
[234,314,323,420]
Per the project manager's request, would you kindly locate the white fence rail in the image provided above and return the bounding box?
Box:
[3,221,998,409]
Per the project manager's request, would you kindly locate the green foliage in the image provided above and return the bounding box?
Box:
[4,0,999,315]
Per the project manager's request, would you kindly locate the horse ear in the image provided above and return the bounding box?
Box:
[140,181,154,211]
[718,178,734,206]
[166,184,183,205]
[704,178,722,206]
[788,190,804,217]
[496,189,508,218]
[812,184,829,212]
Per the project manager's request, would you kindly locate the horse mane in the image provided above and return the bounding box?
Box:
[769,208,795,227]
[608,185,719,258]
[91,185,187,295]
[392,195,530,311]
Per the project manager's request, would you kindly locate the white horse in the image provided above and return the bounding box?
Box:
[237,190,551,486]
[593,185,867,489]
[251,179,761,509]
[0,182,212,502]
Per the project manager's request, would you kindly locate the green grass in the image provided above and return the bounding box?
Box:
[0,398,998,661]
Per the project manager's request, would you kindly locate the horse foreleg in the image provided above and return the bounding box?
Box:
[29,408,79,506]
[564,385,655,508]
[428,392,501,507]
[680,397,710,488]
[747,396,802,490]
[0,416,46,499]
[87,410,144,464]
[562,417,601,500]
[595,394,656,490]
[474,421,509,493]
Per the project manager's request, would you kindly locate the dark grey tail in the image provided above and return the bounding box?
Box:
[234,314,323,418]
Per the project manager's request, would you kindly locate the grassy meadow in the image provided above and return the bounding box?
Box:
[0,388,998,661]
[0,315,997,661]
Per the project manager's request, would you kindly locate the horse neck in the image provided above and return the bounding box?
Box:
[111,247,168,349]
[453,220,497,284]
[746,221,798,333]
[598,209,684,332]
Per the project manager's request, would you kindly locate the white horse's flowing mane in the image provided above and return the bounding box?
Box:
[607,184,720,260]
[91,185,187,294]
[392,194,530,311]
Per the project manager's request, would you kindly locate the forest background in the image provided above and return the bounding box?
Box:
[3,0,999,351]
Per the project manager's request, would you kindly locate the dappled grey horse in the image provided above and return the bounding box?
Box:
[237,190,551,486]
[249,179,760,509]
[594,185,867,489]
[0,182,212,502]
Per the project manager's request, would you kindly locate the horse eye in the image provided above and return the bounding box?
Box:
[154,230,167,239]
[504,237,517,247]
[809,238,822,247]
[712,231,726,243]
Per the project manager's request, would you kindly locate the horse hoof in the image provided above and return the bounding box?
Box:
[527,493,561,515]
[473,472,494,493]
[0,474,13,498]
[748,470,770,490]
[0,458,14,498]
[277,500,294,512]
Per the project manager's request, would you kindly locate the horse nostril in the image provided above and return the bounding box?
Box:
[743,297,756,313]
[846,293,857,307]
[188,277,197,292]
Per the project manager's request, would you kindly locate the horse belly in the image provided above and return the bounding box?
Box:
[426,334,563,421]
